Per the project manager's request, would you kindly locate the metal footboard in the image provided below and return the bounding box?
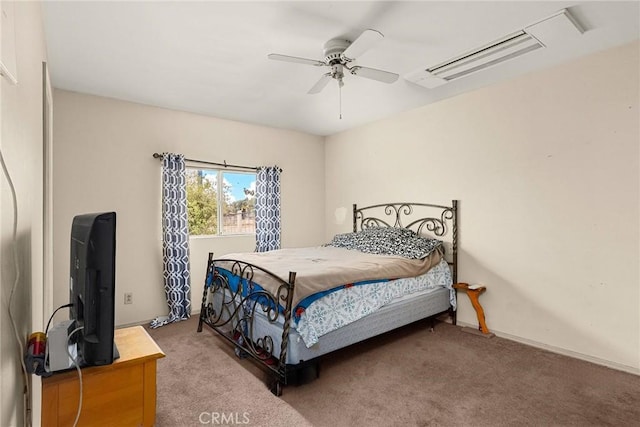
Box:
[197,252,296,396]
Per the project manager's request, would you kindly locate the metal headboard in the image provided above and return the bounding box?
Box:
[352,201,458,283]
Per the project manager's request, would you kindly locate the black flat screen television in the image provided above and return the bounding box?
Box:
[69,211,117,366]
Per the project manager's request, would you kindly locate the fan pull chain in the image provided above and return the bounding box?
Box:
[339,80,342,120]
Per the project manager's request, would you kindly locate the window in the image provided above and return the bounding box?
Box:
[185,168,256,236]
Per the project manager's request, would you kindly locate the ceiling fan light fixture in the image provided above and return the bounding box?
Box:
[323,39,351,64]
[268,28,398,96]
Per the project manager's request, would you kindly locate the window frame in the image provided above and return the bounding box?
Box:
[185,166,256,238]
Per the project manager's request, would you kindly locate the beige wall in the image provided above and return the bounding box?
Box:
[51,41,638,378]
[52,90,325,326]
[325,41,640,372]
[0,2,48,426]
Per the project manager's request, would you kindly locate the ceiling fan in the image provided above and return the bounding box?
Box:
[268,29,399,95]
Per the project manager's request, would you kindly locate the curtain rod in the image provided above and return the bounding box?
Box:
[152,152,261,171]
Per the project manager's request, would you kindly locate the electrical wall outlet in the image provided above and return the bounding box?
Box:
[124,292,133,305]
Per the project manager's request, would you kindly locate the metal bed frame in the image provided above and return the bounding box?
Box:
[197,201,458,396]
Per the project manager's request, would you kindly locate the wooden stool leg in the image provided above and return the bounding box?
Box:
[467,290,489,334]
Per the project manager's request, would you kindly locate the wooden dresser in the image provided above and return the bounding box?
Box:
[42,326,165,427]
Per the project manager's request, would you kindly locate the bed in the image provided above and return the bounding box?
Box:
[197,201,458,395]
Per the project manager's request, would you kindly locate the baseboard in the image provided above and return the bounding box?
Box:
[118,319,150,329]
[118,309,202,329]
[121,314,638,376]
[456,320,639,376]
[460,326,495,338]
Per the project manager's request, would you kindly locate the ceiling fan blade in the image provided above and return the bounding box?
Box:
[267,53,326,67]
[308,74,332,94]
[350,66,399,84]
[342,29,384,61]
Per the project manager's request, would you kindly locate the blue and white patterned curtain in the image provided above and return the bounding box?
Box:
[255,166,281,252]
[151,153,191,328]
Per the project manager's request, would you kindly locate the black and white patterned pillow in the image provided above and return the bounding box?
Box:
[326,227,442,259]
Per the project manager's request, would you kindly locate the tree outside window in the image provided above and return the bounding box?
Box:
[185,168,256,236]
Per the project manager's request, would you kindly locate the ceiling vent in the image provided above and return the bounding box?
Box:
[405,9,583,89]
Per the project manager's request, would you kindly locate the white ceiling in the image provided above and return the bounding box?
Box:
[41,1,639,136]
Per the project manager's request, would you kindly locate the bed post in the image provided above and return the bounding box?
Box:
[273,271,297,396]
[451,200,458,284]
[352,204,358,232]
[197,252,215,333]
[451,200,458,325]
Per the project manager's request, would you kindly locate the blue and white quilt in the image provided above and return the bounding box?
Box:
[295,258,454,347]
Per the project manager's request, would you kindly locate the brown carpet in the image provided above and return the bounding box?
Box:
[146,317,312,427]
[147,317,640,427]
